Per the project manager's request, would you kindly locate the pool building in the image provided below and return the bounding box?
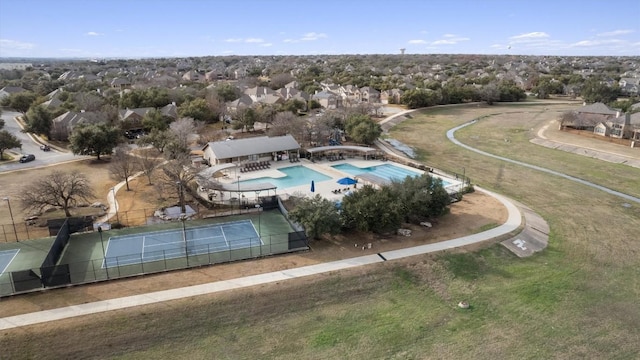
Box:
[196,136,462,205]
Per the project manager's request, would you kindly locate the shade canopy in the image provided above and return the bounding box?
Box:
[336,177,357,185]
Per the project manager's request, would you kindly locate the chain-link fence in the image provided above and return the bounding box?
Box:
[1,231,308,297]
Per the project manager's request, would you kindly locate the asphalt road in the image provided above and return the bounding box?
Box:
[0,110,81,173]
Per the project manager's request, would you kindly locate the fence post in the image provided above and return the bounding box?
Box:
[162,249,167,270]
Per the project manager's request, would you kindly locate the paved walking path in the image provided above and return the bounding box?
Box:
[448,120,640,204]
[0,186,522,330]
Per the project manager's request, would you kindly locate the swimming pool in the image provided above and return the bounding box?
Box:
[239,165,331,188]
[332,163,450,186]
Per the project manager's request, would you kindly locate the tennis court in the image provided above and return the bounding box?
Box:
[103,220,263,268]
[0,249,20,276]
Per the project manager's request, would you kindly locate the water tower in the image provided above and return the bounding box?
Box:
[400,48,406,55]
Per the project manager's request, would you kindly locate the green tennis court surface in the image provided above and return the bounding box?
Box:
[103,220,262,268]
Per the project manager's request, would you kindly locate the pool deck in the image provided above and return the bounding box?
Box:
[213,158,462,202]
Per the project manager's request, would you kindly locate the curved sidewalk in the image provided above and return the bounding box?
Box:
[0,186,522,330]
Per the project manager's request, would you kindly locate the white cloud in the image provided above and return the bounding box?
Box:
[301,32,327,41]
[86,31,102,36]
[597,29,634,37]
[0,39,35,50]
[408,39,426,44]
[509,32,550,41]
[570,39,624,47]
[430,35,469,45]
[260,43,273,47]
[285,32,328,43]
[225,37,267,44]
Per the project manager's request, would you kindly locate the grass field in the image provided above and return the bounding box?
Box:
[2,102,639,359]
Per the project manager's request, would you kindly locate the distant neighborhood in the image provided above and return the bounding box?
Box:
[1,54,639,157]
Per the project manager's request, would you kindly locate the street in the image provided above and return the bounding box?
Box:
[0,110,81,173]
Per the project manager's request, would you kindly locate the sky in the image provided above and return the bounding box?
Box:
[1,0,639,58]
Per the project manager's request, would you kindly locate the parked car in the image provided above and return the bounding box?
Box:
[40,144,51,151]
[19,154,36,163]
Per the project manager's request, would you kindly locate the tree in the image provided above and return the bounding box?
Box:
[269,73,294,89]
[158,154,197,213]
[21,171,95,217]
[215,83,241,102]
[389,174,450,223]
[479,83,500,105]
[0,130,22,159]
[69,123,121,160]
[581,78,620,104]
[138,128,174,153]
[137,151,162,185]
[344,114,381,145]
[267,111,303,137]
[166,117,198,158]
[340,185,403,234]
[400,88,440,108]
[109,146,138,191]
[1,92,37,113]
[231,107,257,132]
[24,105,52,136]
[142,108,173,131]
[288,194,342,240]
[178,98,215,123]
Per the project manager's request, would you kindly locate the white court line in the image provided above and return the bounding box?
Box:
[141,235,146,259]
[220,227,230,247]
[0,249,20,275]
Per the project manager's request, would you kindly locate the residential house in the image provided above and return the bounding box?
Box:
[570,102,635,139]
[0,86,26,100]
[619,77,639,96]
[51,110,107,140]
[182,70,201,82]
[119,107,154,130]
[275,87,310,102]
[312,90,342,109]
[41,96,64,111]
[357,86,381,103]
[630,112,640,145]
[110,77,132,90]
[244,86,277,102]
[227,94,254,111]
[381,89,403,104]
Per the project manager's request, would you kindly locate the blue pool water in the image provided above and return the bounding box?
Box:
[240,165,331,188]
[332,163,451,186]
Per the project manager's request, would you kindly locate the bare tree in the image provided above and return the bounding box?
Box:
[137,151,162,185]
[170,117,198,149]
[21,171,95,217]
[109,146,138,191]
[158,154,197,213]
[268,111,299,137]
